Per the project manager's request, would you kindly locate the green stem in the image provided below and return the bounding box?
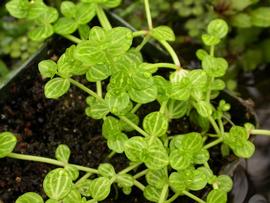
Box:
[183,190,206,203]
[136,35,151,51]
[62,35,82,44]
[96,6,112,30]
[69,78,101,100]
[96,81,103,98]
[203,137,223,149]
[251,129,270,136]
[107,151,116,159]
[159,184,169,203]
[160,100,168,114]
[133,30,148,37]
[159,40,181,67]
[134,180,145,191]
[119,162,142,175]
[218,117,224,135]
[206,77,214,102]
[134,169,148,179]
[165,193,180,203]
[210,45,215,57]
[7,153,99,174]
[208,116,221,135]
[131,103,142,113]
[119,116,150,137]
[75,172,92,186]
[144,0,153,29]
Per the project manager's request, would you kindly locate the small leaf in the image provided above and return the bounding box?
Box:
[124,136,147,162]
[196,49,208,60]
[202,34,220,46]
[231,13,252,28]
[75,3,96,25]
[76,179,92,197]
[250,7,270,27]
[86,64,111,82]
[188,69,208,89]
[181,132,203,152]
[102,116,121,139]
[90,177,111,201]
[16,192,43,203]
[146,168,168,189]
[116,174,134,188]
[189,169,207,191]
[44,78,70,99]
[98,163,116,178]
[78,24,90,40]
[202,55,228,77]
[193,100,213,117]
[128,85,157,104]
[105,91,130,114]
[214,175,233,192]
[143,185,162,202]
[168,78,191,101]
[143,112,168,137]
[53,17,78,35]
[169,149,192,170]
[85,97,109,119]
[207,189,227,203]
[107,132,128,153]
[0,132,17,158]
[130,72,153,90]
[234,141,255,158]
[64,165,79,181]
[27,1,47,20]
[120,113,139,132]
[39,7,58,23]
[38,60,57,79]
[169,172,186,192]
[150,26,175,41]
[207,19,229,39]
[102,0,122,8]
[28,24,53,41]
[62,189,81,203]
[43,168,73,200]
[55,144,70,163]
[60,1,76,18]
[193,148,210,164]
[6,0,29,18]
[166,99,189,119]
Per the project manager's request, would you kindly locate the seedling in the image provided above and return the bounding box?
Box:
[1,0,270,203]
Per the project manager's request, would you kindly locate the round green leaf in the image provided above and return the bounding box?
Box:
[214,175,233,192]
[207,19,229,39]
[90,177,111,201]
[169,149,192,170]
[76,179,92,197]
[181,132,203,152]
[62,189,81,203]
[64,165,79,181]
[39,7,58,23]
[102,116,121,139]
[166,99,189,119]
[107,132,128,153]
[234,141,255,158]
[38,60,57,79]
[146,168,168,189]
[75,3,96,25]
[250,7,270,27]
[86,64,111,82]
[193,100,213,118]
[207,189,227,203]
[168,78,191,101]
[231,13,252,28]
[43,168,73,200]
[0,132,17,158]
[193,148,210,164]
[124,136,147,162]
[189,169,207,191]
[98,163,116,178]
[143,185,162,202]
[105,91,130,114]
[128,85,157,104]
[143,112,168,137]
[130,72,153,90]
[202,55,228,78]
[27,1,47,20]
[55,144,71,163]
[6,0,29,18]
[28,24,54,41]
[85,97,109,119]
[101,0,122,8]
[60,1,76,18]
[53,17,78,35]
[44,78,70,99]
[150,26,175,41]
[169,172,186,192]
[116,174,134,188]
[202,34,220,46]
[16,192,43,203]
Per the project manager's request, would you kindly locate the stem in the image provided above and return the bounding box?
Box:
[147,63,179,70]
[119,116,149,137]
[119,162,142,175]
[165,193,180,203]
[203,137,223,149]
[7,153,99,174]
[210,45,215,57]
[133,30,148,37]
[131,103,142,113]
[144,0,153,29]
[75,172,92,185]
[182,190,206,203]
[251,129,270,136]
[218,117,224,135]
[208,116,221,135]
[159,40,181,67]
[159,184,169,203]
[96,81,103,98]
[69,78,101,101]
[134,180,145,191]
[62,35,82,44]
[136,35,151,51]
[134,169,148,179]
[96,6,112,30]
[107,151,116,159]
[160,100,168,114]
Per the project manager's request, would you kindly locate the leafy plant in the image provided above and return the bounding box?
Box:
[2,0,270,203]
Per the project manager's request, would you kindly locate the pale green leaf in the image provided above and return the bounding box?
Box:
[143,112,168,137]
[169,149,192,170]
[64,165,79,181]
[28,24,53,41]
[250,7,270,27]
[60,1,76,18]
[102,116,121,139]
[85,97,109,119]
[53,17,78,35]
[116,174,134,188]
[124,136,147,162]
[107,132,128,153]
[207,189,227,203]
[207,19,229,39]
[6,0,29,18]
[75,3,96,25]
[90,177,111,201]
[86,64,111,82]
[55,144,70,163]
[202,55,228,77]
[44,78,70,99]
[189,169,207,191]
[193,101,213,117]
[150,26,175,41]
[0,132,17,158]
[38,60,57,79]
[98,163,116,178]
[16,192,43,203]
[63,189,81,203]
[146,168,168,189]
[105,91,130,114]
[143,185,162,202]
[128,85,158,104]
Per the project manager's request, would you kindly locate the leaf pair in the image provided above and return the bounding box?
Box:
[169,133,209,170]
[224,126,255,158]
[124,136,169,169]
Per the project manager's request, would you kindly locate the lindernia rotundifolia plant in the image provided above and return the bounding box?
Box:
[2,0,270,203]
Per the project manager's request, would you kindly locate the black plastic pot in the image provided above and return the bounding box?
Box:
[0,13,259,203]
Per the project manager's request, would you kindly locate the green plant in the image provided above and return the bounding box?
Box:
[1,0,270,203]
